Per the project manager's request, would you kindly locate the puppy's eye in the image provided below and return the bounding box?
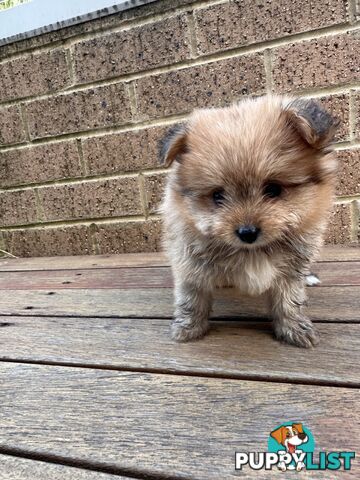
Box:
[212,189,225,206]
[263,182,282,198]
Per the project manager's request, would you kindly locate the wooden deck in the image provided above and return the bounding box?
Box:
[0,246,359,479]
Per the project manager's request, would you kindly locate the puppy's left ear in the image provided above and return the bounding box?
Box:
[158,123,188,167]
[292,423,304,434]
[285,99,340,149]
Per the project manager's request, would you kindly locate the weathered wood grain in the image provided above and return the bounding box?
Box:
[312,261,360,286]
[318,245,360,262]
[0,455,132,480]
[0,252,169,271]
[0,267,173,290]
[0,246,358,272]
[0,261,358,290]
[0,286,358,321]
[0,364,358,479]
[0,317,359,386]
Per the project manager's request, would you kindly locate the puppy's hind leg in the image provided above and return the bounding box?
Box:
[269,276,319,348]
[171,281,212,342]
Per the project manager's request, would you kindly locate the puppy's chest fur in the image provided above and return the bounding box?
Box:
[226,253,279,295]
[214,251,281,295]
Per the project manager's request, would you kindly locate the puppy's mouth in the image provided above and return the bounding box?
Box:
[287,443,297,454]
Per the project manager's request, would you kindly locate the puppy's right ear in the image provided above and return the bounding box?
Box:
[159,123,188,167]
[270,426,286,446]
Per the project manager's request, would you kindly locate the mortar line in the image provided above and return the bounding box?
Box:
[18,103,31,142]
[185,10,199,59]
[138,173,149,219]
[350,199,360,241]
[0,20,359,109]
[348,0,358,24]
[0,231,6,255]
[76,139,89,176]
[0,113,189,153]
[126,81,139,121]
[335,195,360,203]
[89,223,100,255]
[263,49,273,94]
[0,214,161,232]
[65,46,76,86]
[0,167,169,193]
[348,90,357,141]
[1,83,360,154]
[333,140,360,150]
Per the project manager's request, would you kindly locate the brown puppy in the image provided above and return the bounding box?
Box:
[159,95,338,347]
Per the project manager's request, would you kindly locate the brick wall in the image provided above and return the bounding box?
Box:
[0,0,359,257]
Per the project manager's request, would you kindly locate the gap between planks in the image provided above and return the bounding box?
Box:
[0,318,358,387]
[0,246,359,272]
[0,453,141,480]
[0,357,358,389]
[0,450,177,480]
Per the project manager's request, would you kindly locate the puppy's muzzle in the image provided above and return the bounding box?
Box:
[236,225,260,244]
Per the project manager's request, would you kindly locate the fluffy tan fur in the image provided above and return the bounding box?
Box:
[160,95,338,347]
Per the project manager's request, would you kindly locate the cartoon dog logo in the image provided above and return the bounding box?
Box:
[270,423,308,471]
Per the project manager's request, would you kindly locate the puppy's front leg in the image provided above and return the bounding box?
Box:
[269,276,319,348]
[171,281,212,342]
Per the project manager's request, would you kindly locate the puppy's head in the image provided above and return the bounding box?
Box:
[270,423,308,453]
[160,95,339,250]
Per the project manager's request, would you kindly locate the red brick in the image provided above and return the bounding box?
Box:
[93,219,162,254]
[325,203,352,244]
[0,49,70,102]
[82,126,166,176]
[196,0,346,55]
[1,225,93,257]
[25,84,131,140]
[38,177,142,222]
[144,172,167,214]
[136,54,266,119]
[0,105,26,146]
[336,149,360,196]
[74,15,190,84]
[0,189,38,227]
[0,141,81,188]
[272,34,360,92]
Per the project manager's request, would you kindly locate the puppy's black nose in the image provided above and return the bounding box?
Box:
[236,225,260,244]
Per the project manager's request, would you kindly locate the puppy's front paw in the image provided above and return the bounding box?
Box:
[275,317,320,348]
[305,273,321,287]
[171,318,209,342]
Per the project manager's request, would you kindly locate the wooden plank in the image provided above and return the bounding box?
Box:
[0,267,173,290]
[312,261,360,286]
[0,455,133,480]
[0,317,359,386]
[318,245,360,262]
[0,261,358,290]
[0,364,358,479]
[0,286,358,321]
[0,252,169,271]
[0,246,359,272]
